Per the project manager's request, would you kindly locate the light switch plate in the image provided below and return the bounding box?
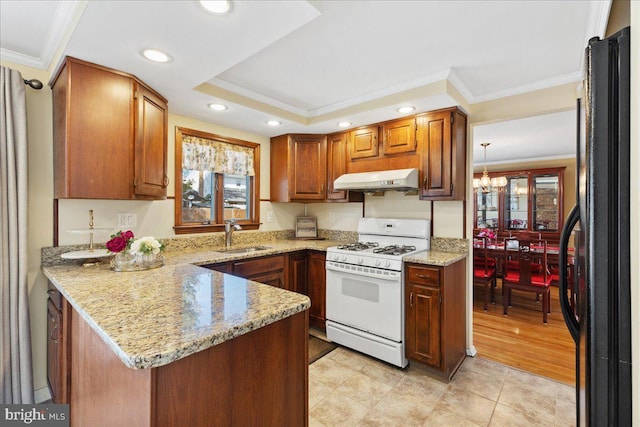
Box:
[266,211,274,223]
[117,213,137,228]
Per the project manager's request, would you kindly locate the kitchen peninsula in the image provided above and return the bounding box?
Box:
[43,245,315,427]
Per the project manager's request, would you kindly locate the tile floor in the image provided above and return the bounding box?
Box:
[309,346,576,427]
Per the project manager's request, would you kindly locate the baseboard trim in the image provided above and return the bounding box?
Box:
[35,386,52,403]
[466,345,478,357]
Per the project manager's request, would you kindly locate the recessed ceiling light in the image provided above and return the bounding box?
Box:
[200,0,232,14]
[397,106,415,114]
[208,103,227,111]
[142,49,171,63]
[266,120,281,127]
[338,121,351,128]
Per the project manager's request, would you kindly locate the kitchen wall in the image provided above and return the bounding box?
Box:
[308,193,464,238]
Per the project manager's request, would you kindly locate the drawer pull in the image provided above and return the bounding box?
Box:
[47,289,57,295]
[410,292,413,307]
[416,274,428,279]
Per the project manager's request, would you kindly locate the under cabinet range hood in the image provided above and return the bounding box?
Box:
[333,168,419,192]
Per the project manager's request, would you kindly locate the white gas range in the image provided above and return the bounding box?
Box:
[325,217,430,367]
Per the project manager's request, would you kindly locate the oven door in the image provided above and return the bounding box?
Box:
[325,261,403,342]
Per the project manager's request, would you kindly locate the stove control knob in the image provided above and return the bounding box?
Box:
[332,254,339,261]
[357,257,363,264]
[384,260,391,268]
[341,255,347,262]
[375,259,381,267]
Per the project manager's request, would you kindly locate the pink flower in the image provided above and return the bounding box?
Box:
[106,230,135,253]
[478,228,496,239]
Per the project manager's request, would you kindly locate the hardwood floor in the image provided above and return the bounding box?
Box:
[473,279,576,385]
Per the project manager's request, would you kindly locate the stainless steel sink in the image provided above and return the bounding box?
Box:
[221,246,272,254]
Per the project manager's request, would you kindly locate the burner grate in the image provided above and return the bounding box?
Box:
[336,241,380,251]
[372,245,417,255]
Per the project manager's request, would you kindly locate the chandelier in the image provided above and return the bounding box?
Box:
[473,143,507,193]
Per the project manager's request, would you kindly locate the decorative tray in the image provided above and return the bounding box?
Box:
[110,254,165,272]
[61,249,113,259]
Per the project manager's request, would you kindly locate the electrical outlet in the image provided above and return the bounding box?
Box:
[117,213,137,228]
[266,211,274,223]
[329,211,336,223]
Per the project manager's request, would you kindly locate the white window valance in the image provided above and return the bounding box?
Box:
[182,135,255,176]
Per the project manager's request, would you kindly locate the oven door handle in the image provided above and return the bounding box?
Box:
[325,262,401,281]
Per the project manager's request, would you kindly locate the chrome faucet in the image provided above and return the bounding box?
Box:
[224,219,242,248]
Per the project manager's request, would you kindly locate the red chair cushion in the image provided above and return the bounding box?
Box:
[474,267,496,280]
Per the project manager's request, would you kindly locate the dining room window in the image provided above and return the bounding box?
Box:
[174,127,260,234]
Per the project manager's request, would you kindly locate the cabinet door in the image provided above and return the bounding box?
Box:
[134,83,168,198]
[247,271,286,289]
[326,133,349,200]
[290,135,327,200]
[307,252,326,330]
[419,111,452,199]
[504,175,530,231]
[532,172,561,232]
[405,283,441,368]
[382,118,416,155]
[349,126,379,159]
[55,59,134,199]
[47,297,69,404]
[47,299,61,402]
[288,252,307,294]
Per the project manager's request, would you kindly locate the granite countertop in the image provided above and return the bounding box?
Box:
[402,249,467,266]
[43,236,467,370]
[42,239,340,370]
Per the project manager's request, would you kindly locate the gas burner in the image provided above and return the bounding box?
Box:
[373,245,417,255]
[336,241,380,251]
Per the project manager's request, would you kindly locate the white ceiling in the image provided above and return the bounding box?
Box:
[0,0,609,162]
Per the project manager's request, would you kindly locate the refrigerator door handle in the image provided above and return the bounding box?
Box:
[559,204,580,344]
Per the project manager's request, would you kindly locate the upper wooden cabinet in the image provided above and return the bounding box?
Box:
[348,126,379,160]
[418,108,467,201]
[326,132,364,203]
[382,117,417,156]
[270,134,327,202]
[51,57,168,200]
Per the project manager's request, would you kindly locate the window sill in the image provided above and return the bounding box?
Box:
[174,222,261,235]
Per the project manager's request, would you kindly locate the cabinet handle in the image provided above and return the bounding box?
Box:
[47,289,56,295]
[423,177,427,188]
[162,175,169,187]
[50,324,58,345]
[410,292,413,307]
[416,274,427,279]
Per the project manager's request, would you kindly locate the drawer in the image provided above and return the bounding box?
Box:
[233,255,285,277]
[47,281,63,311]
[407,265,440,286]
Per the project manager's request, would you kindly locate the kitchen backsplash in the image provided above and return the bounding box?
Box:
[42,230,469,267]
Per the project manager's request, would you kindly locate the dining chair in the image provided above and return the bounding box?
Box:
[502,238,552,323]
[473,236,498,311]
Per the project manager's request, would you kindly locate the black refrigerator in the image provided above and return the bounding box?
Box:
[559,27,631,426]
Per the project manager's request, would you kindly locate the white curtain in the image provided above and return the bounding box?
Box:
[0,66,34,403]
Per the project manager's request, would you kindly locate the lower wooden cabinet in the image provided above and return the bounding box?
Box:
[288,252,308,294]
[307,251,326,331]
[405,260,466,381]
[201,250,326,330]
[46,282,71,403]
[232,255,286,289]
